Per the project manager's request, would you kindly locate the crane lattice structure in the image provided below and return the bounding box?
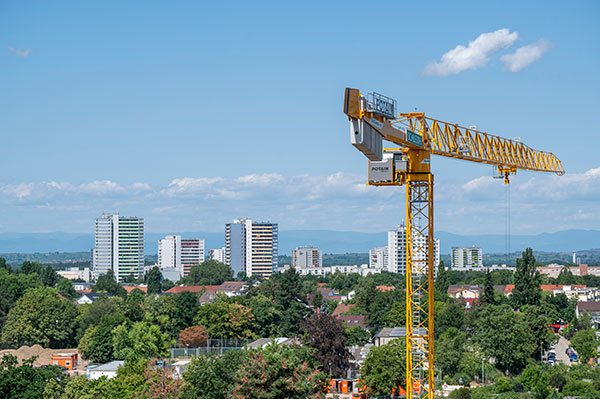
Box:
[343,88,564,399]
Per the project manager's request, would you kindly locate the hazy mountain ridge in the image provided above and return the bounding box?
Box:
[0,229,598,256]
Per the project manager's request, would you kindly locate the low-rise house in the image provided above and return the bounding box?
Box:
[552,285,600,302]
[165,282,248,302]
[575,302,600,328]
[73,282,93,292]
[87,360,124,380]
[198,290,219,305]
[218,281,247,296]
[447,285,482,308]
[537,263,600,278]
[57,267,91,282]
[75,293,112,305]
[50,353,78,370]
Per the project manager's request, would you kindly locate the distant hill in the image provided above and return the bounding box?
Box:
[0,229,599,256]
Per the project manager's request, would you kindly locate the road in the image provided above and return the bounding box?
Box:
[554,335,572,366]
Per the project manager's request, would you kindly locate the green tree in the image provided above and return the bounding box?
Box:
[523,305,553,360]
[0,354,65,399]
[355,279,378,314]
[78,313,125,363]
[571,328,599,363]
[435,301,465,337]
[384,301,406,327]
[112,321,172,362]
[449,387,471,399]
[180,350,248,399]
[56,278,77,300]
[182,260,234,285]
[272,268,310,336]
[435,260,450,294]
[360,338,406,396]
[481,270,495,305]
[58,375,107,399]
[1,287,79,348]
[243,294,281,338]
[20,260,42,275]
[123,288,145,322]
[0,269,42,331]
[92,269,127,297]
[170,291,199,334]
[301,312,350,377]
[230,343,328,399]
[0,257,9,272]
[162,279,175,292]
[194,301,256,339]
[345,326,370,346]
[147,266,162,294]
[557,266,578,285]
[312,289,323,308]
[512,248,541,309]
[435,327,466,378]
[40,265,59,287]
[475,304,532,373]
[75,295,122,340]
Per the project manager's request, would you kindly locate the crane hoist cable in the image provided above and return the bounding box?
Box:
[343,88,564,399]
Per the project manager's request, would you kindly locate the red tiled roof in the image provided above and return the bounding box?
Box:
[124,286,148,294]
[332,303,355,317]
[376,286,395,292]
[317,283,327,287]
[165,285,220,294]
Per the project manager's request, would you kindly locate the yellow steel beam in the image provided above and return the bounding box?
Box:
[391,114,565,175]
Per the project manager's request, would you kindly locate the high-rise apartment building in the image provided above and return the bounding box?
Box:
[92,213,144,282]
[158,235,205,277]
[225,218,278,278]
[292,246,322,269]
[451,246,483,270]
[387,223,440,274]
[209,247,226,263]
[158,235,181,269]
[369,246,388,269]
[181,239,205,276]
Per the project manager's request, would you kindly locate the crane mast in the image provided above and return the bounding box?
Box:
[343,88,564,399]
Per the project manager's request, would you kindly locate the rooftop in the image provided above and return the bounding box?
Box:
[89,360,124,372]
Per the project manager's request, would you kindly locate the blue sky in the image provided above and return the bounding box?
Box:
[1,0,599,235]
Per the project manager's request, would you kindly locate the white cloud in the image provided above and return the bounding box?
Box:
[8,47,32,57]
[423,28,519,76]
[77,180,124,195]
[1,168,599,234]
[501,39,551,72]
[462,176,497,193]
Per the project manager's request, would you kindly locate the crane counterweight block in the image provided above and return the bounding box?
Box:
[350,118,383,161]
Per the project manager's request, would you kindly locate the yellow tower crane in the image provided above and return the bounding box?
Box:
[343,88,565,399]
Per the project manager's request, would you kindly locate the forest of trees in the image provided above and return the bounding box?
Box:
[0,249,599,398]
